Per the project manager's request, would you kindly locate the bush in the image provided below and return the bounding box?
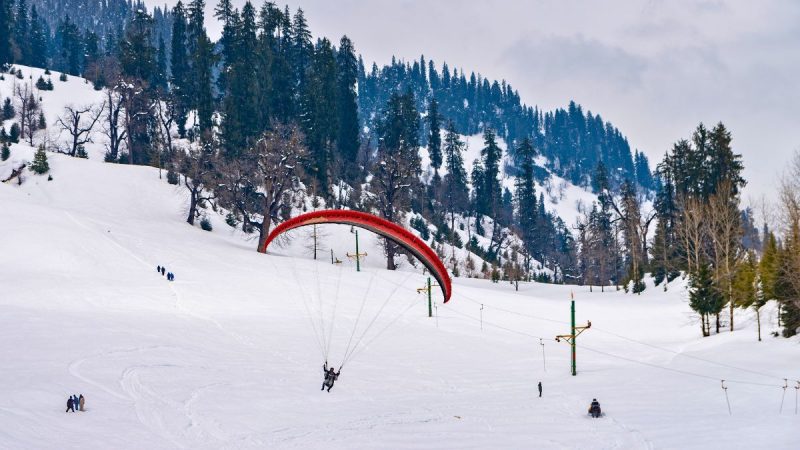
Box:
[16,70,23,79]
[30,145,49,174]
[103,151,118,163]
[59,72,67,82]
[225,212,237,228]
[200,216,213,231]
[2,97,14,120]
[35,76,48,90]
[46,78,54,90]
[76,145,88,159]
[9,123,20,143]
[1,142,9,161]
[44,68,51,75]
[409,216,430,240]
[166,166,180,185]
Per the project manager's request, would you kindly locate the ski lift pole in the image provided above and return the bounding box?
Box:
[540,338,547,372]
[346,229,367,272]
[721,380,731,415]
[780,379,788,414]
[416,277,439,318]
[480,304,484,331]
[555,294,590,376]
[794,380,799,415]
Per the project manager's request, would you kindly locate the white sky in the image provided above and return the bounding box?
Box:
[148,0,800,200]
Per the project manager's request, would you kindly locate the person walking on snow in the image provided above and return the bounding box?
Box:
[161,267,166,276]
[157,265,161,273]
[589,398,602,418]
[538,381,542,397]
[321,363,340,392]
[79,394,85,411]
[66,397,74,413]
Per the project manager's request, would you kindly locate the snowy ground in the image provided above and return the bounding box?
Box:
[2,148,799,449]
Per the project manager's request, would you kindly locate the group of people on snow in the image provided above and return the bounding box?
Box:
[65,394,84,413]
[156,265,175,281]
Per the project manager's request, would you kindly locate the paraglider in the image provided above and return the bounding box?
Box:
[261,209,452,302]
[261,210,453,387]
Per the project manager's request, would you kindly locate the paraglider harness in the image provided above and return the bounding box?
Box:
[588,400,602,418]
[322,362,341,391]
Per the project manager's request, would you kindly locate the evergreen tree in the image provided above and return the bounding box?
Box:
[371,90,420,269]
[441,120,469,230]
[28,5,47,68]
[119,10,155,81]
[13,0,29,64]
[301,37,338,187]
[188,0,215,133]
[1,142,9,161]
[2,97,14,120]
[170,1,190,137]
[759,232,779,300]
[335,35,360,178]
[0,0,12,64]
[689,263,724,337]
[427,97,442,174]
[477,128,502,218]
[30,144,49,174]
[515,137,538,251]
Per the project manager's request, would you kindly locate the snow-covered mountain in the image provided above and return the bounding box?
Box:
[1,69,798,449]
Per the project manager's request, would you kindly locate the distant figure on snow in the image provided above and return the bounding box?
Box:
[538,381,542,397]
[321,363,340,392]
[66,397,74,413]
[157,265,161,273]
[161,267,166,276]
[589,398,602,418]
[79,394,85,411]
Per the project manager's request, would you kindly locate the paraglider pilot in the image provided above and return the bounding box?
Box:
[321,362,340,392]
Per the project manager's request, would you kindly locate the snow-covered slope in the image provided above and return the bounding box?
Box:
[1,138,798,449]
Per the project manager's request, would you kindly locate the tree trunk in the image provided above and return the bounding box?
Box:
[715,313,720,334]
[386,237,396,270]
[756,308,762,342]
[257,219,271,254]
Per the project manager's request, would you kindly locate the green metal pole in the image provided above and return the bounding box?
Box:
[427,277,432,318]
[571,300,576,376]
[355,230,360,272]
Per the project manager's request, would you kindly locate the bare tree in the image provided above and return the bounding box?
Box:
[180,142,218,225]
[102,88,127,162]
[14,84,39,146]
[677,196,707,277]
[55,103,104,157]
[219,123,308,251]
[778,150,800,324]
[706,181,744,331]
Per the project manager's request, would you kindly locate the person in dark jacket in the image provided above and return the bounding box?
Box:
[589,399,602,418]
[157,265,161,273]
[321,363,340,392]
[538,381,542,397]
[161,267,166,276]
[66,397,74,413]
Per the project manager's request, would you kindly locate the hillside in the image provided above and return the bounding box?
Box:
[1,126,798,449]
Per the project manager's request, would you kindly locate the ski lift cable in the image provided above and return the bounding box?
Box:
[579,344,783,388]
[441,304,555,341]
[457,290,787,382]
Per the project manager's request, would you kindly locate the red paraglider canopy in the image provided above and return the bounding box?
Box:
[260,209,452,302]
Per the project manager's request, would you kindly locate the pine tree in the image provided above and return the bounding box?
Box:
[300,37,338,187]
[2,97,14,120]
[30,144,49,174]
[119,10,155,81]
[13,0,30,64]
[170,1,190,137]
[188,0,215,134]
[427,97,442,174]
[335,35,360,179]
[478,128,502,218]
[690,263,721,337]
[28,5,47,68]
[1,142,9,161]
[515,137,538,251]
[0,0,12,64]
[759,232,779,300]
